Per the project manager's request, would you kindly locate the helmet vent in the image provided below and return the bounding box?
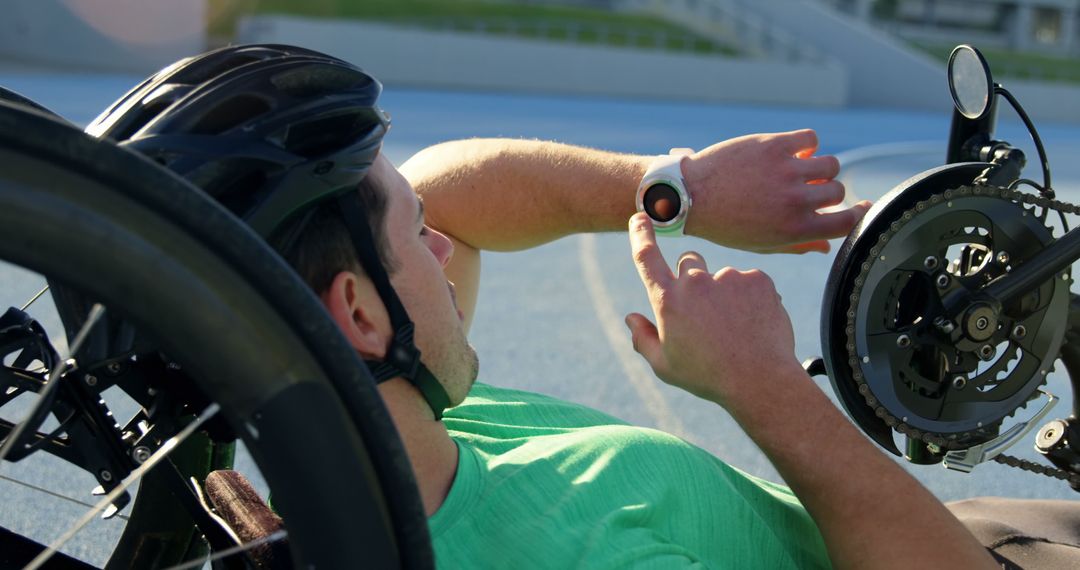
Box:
[282,112,373,158]
[190,95,272,134]
[209,164,269,218]
[271,66,372,98]
[111,99,172,141]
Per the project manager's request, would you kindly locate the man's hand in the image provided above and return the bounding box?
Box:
[623,213,805,409]
[624,214,998,570]
[682,129,871,254]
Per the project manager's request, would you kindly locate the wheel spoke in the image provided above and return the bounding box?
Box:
[19,286,50,312]
[0,473,129,521]
[164,529,289,570]
[22,402,221,570]
[0,304,105,465]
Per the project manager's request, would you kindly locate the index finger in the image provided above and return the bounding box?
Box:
[629,213,673,292]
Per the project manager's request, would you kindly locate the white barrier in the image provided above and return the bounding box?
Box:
[725,0,1080,123]
[1007,79,1080,125]
[238,16,848,108]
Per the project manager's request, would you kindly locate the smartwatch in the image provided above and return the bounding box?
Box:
[636,150,692,236]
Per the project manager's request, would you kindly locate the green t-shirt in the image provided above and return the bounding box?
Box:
[431,383,831,569]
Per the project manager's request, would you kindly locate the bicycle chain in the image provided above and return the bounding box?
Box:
[844,183,1080,484]
[992,453,1080,487]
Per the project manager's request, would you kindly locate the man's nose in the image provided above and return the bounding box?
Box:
[429,227,454,267]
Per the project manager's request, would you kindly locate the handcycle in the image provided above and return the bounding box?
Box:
[1,42,1078,570]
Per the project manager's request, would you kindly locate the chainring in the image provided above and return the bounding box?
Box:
[821,164,1073,457]
[844,185,1069,451]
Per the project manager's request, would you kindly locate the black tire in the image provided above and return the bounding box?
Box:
[0,101,432,568]
[0,86,63,120]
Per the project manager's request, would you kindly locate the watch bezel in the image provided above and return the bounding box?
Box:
[636,154,692,235]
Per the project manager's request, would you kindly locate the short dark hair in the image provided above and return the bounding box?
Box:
[270,174,396,295]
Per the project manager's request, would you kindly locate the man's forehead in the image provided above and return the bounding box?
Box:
[372,153,422,219]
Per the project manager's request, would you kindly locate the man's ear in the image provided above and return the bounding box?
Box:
[321,270,390,359]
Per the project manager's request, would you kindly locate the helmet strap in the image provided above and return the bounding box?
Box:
[337,193,450,420]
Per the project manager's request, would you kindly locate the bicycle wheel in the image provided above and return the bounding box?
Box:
[0,100,432,568]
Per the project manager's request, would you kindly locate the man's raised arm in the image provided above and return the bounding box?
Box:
[399,132,870,254]
[400,132,869,331]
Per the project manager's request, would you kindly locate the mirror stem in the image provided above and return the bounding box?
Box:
[946,97,997,164]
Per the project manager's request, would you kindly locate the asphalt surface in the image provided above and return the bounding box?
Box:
[1,70,1080,565]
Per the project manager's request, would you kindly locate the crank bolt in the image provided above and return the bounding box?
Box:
[106,362,122,375]
[936,273,950,288]
[923,256,939,270]
[84,375,97,387]
[896,334,911,349]
[1012,325,1027,340]
[132,446,152,464]
[979,344,996,361]
[952,376,967,390]
[975,317,989,331]
[997,251,1009,266]
[100,470,113,482]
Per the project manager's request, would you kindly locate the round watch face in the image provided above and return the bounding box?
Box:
[643,183,681,222]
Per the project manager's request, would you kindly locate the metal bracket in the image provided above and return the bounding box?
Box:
[944,388,1057,473]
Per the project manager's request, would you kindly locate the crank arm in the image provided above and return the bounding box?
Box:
[981,226,1080,309]
[943,389,1058,473]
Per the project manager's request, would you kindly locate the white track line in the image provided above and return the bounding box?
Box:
[578,234,687,439]
[834,140,940,206]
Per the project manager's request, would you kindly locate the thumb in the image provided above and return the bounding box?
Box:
[625,312,665,370]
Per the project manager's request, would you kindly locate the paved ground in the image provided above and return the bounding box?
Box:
[2,70,1080,565]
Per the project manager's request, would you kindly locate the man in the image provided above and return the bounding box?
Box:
[90,45,998,568]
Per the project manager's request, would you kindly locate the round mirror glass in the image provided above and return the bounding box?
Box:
[948,45,993,120]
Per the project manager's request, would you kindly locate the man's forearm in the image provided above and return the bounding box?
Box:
[400,138,646,251]
[729,364,997,570]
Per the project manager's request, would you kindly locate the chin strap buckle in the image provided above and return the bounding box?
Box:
[364,323,449,420]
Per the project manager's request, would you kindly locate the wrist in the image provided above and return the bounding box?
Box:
[721,361,822,430]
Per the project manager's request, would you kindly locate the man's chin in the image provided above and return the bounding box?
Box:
[464,346,480,384]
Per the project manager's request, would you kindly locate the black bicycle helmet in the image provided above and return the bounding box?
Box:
[87,44,451,418]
